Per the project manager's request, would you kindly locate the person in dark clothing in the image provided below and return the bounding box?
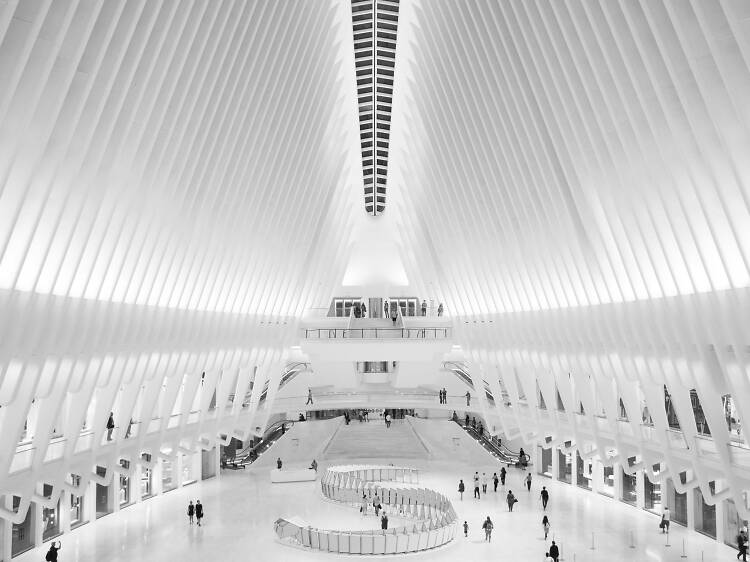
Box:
[106,412,115,441]
[442,388,448,404]
[549,541,560,562]
[391,311,397,325]
[195,500,204,526]
[298,413,305,421]
[540,486,549,509]
[188,501,195,524]
[493,472,499,492]
[542,515,550,539]
[45,541,61,561]
[438,389,443,404]
[421,300,427,316]
[384,300,389,318]
[500,466,507,486]
[306,388,313,405]
[458,479,465,500]
[471,417,476,429]
[506,490,517,511]
[739,532,748,562]
[277,458,282,469]
[361,302,367,317]
[526,472,532,492]
[465,414,470,427]
[381,514,388,529]
[466,391,471,406]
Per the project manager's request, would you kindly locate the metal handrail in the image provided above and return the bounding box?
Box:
[304,327,451,339]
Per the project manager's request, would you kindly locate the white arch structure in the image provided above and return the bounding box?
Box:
[0,0,748,555]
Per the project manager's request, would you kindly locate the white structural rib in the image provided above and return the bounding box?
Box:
[389,0,750,516]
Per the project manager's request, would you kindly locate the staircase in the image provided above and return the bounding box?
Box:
[323,419,430,460]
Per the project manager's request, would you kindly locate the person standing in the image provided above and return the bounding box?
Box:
[361,302,367,317]
[442,388,448,404]
[361,493,368,516]
[540,486,549,510]
[493,472,499,492]
[374,493,381,516]
[277,457,282,469]
[106,412,115,441]
[421,300,427,316]
[481,472,488,494]
[500,466,507,486]
[661,506,670,533]
[45,541,61,561]
[306,388,313,405]
[549,541,560,562]
[438,303,444,316]
[506,490,517,511]
[542,515,550,539]
[466,391,471,406]
[384,412,391,428]
[739,532,748,562]
[463,520,469,537]
[482,516,494,542]
[384,300,389,318]
[187,501,195,525]
[195,500,203,526]
[310,459,318,472]
[526,472,532,492]
[438,389,443,404]
[473,472,481,499]
[465,414,470,427]
[458,479,465,500]
[381,513,388,529]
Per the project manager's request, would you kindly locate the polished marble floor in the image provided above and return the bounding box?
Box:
[14,456,736,562]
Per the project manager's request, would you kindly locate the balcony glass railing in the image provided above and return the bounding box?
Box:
[303,327,450,339]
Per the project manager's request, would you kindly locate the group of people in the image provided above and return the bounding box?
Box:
[360,492,389,529]
[438,388,448,404]
[186,500,204,526]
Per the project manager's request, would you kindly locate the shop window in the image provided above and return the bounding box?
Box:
[694,482,717,538]
[70,474,85,528]
[141,454,153,498]
[540,446,552,477]
[12,496,33,556]
[601,465,615,497]
[95,466,111,519]
[576,451,592,490]
[162,459,176,492]
[119,460,131,506]
[202,448,217,480]
[621,461,637,505]
[42,484,61,541]
[557,448,572,484]
[643,464,661,513]
[182,453,196,485]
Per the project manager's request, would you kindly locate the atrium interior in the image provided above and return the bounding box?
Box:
[0,0,749,561]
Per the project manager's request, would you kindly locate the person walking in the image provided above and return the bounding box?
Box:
[195,500,203,526]
[500,466,507,486]
[384,412,391,428]
[542,515,550,539]
[45,541,61,561]
[473,472,481,499]
[438,303,444,316]
[482,516,494,542]
[661,506,670,533]
[481,472,488,494]
[106,412,115,441]
[465,414,470,427]
[463,520,469,537]
[493,472,499,492]
[361,302,367,317]
[458,479,465,500]
[374,493,381,516]
[187,501,195,525]
[549,541,560,562]
[466,391,471,406]
[384,300,389,318]
[540,486,549,510]
[361,493,368,516]
[306,388,313,405]
[506,490,517,511]
[526,472,532,492]
[277,457,282,469]
[739,532,748,562]
[381,513,389,529]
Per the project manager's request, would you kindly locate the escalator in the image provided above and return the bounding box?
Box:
[222,419,296,469]
[453,419,530,467]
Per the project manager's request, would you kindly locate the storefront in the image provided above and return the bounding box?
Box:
[162,459,176,492]
[95,466,111,519]
[181,454,196,486]
[666,473,688,526]
[600,465,615,497]
[41,484,61,542]
[557,449,572,484]
[621,468,637,505]
[539,446,552,478]
[694,483,717,538]
[119,460,131,507]
[576,451,592,490]
[724,499,748,548]
[11,496,33,557]
[202,447,217,480]
[643,465,662,514]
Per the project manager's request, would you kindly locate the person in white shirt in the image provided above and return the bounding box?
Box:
[481,472,488,493]
[661,506,670,533]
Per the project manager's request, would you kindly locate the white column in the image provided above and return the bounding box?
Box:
[636,470,645,509]
[716,481,726,545]
[552,447,560,481]
[614,463,623,502]
[686,471,696,531]
[60,492,71,534]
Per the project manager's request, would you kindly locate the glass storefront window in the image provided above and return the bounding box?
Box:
[12,496,33,556]
[695,482,717,538]
[557,449,572,484]
[621,468,637,505]
[182,454,196,485]
[42,484,61,541]
[724,499,749,548]
[576,451,592,490]
[643,465,661,513]
[601,465,615,497]
[669,472,688,526]
[95,466,110,519]
[119,460,131,506]
[540,446,552,477]
[162,459,176,492]
[141,454,153,498]
[202,448,217,480]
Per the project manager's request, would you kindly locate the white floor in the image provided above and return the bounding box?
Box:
[14,458,737,562]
